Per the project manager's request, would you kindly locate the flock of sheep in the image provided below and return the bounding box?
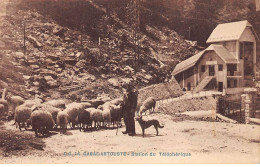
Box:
[0,90,157,137]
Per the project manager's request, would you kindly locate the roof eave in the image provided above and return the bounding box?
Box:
[226,61,240,64]
[172,63,196,76]
[251,27,260,41]
[206,38,239,44]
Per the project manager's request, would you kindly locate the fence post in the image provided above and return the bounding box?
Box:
[244,88,257,118]
[241,94,246,111]
[216,95,220,114]
[244,99,251,124]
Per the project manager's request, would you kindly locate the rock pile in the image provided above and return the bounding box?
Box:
[0,1,197,101]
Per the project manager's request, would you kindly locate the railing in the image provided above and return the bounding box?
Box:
[227,71,242,76]
[218,97,244,123]
[199,69,210,83]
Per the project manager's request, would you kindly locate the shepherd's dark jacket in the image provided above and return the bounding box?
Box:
[122,89,138,114]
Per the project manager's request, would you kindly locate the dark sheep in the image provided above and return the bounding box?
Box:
[31,110,55,137]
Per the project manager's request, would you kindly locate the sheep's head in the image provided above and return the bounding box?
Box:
[5,94,11,102]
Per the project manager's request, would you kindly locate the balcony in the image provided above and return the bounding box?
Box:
[227,71,242,77]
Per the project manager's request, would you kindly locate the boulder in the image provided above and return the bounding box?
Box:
[47,81,58,88]
[23,75,32,81]
[27,35,43,48]
[75,60,86,68]
[76,52,82,58]
[64,58,77,65]
[123,66,135,74]
[55,68,63,73]
[33,81,40,86]
[108,78,120,88]
[27,59,38,65]
[40,69,57,79]
[48,54,60,61]
[30,65,40,70]
[44,75,54,82]
[43,34,50,40]
[14,52,25,59]
[53,26,65,36]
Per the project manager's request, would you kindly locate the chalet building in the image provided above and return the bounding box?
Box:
[172,20,259,94]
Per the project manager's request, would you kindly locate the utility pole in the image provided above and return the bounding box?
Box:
[130,0,140,72]
[137,0,140,70]
[188,26,191,40]
[5,0,7,17]
[80,0,84,52]
[23,21,26,60]
[80,25,83,51]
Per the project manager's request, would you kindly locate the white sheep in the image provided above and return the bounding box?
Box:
[64,102,91,128]
[22,98,42,108]
[98,100,123,127]
[31,110,55,137]
[109,104,123,127]
[110,97,123,106]
[33,104,62,125]
[57,111,69,134]
[86,99,105,108]
[43,99,66,109]
[102,108,111,127]
[14,105,32,131]
[87,108,102,128]
[6,95,25,113]
[139,97,156,115]
[100,101,112,110]
[97,102,113,127]
[81,102,92,109]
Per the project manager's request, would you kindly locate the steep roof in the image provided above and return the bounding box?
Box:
[207,20,259,43]
[208,44,239,64]
[172,44,239,76]
[172,50,205,76]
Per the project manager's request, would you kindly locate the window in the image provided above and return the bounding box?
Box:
[227,79,231,88]
[209,65,215,76]
[218,64,223,71]
[234,79,237,87]
[201,65,205,72]
[227,64,237,71]
[227,79,238,88]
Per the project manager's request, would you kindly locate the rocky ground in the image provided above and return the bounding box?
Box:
[0,0,196,103]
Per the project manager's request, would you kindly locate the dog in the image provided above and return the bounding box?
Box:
[136,116,164,137]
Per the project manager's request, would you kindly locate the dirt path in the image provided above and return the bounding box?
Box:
[1,113,259,164]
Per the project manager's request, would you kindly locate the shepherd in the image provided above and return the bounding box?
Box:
[122,82,138,136]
